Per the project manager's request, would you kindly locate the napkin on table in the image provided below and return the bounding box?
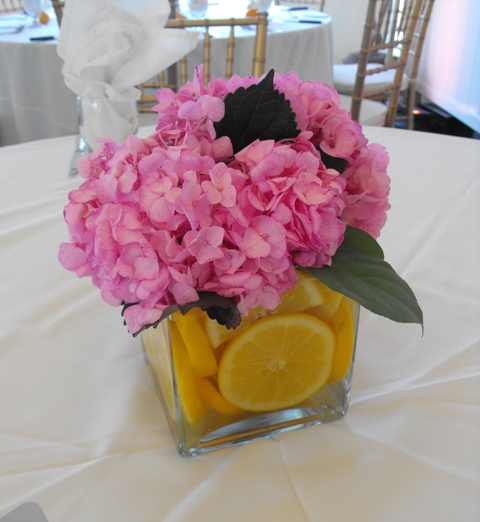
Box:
[57,0,199,149]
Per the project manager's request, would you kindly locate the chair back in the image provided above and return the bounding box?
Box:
[350,0,434,127]
[51,0,65,26]
[403,0,435,128]
[0,0,22,13]
[138,12,268,113]
[274,0,326,10]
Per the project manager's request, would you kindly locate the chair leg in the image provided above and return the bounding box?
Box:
[407,82,416,130]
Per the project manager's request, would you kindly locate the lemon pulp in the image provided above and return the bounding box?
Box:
[218,313,335,412]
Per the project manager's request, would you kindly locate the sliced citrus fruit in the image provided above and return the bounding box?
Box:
[218,313,335,412]
[170,321,208,424]
[204,305,267,349]
[173,310,218,377]
[326,297,356,384]
[205,270,324,349]
[273,269,325,315]
[305,280,343,322]
[195,377,244,415]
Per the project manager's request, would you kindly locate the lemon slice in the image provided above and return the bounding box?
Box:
[204,305,266,349]
[205,269,325,349]
[272,270,325,315]
[173,310,218,377]
[218,313,335,412]
[326,297,356,384]
[170,322,208,424]
[305,280,343,322]
[195,377,244,415]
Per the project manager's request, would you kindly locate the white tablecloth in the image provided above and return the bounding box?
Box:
[0,14,78,147]
[0,126,479,521]
[0,6,332,146]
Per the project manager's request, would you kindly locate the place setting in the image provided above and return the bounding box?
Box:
[0,1,57,39]
[0,12,26,33]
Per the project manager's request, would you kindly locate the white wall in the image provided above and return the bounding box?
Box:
[417,0,480,133]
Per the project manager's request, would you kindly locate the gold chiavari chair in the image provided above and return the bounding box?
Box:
[400,0,435,129]
[0,0,23,13]
[51,0,65,26]
[336,0,435,128]
[137,12,268,113]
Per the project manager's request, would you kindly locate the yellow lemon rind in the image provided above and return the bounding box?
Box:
[170,322,208,424]
[173,311,218,377]
[326,297,356,384]
[195,377,244,415]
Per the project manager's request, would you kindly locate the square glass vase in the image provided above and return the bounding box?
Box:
[141,278,359,457]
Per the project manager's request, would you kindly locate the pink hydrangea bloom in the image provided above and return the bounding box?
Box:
[59,67,390,334]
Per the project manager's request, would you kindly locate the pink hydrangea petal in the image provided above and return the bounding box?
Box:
[211,136,233,159]
[200,95,225,121]
[242,228,271,258]
[150,198,174,222]
[134,257,159,280]
[58,243,86,271]
[197,245,224,264]
[178,100,203,121]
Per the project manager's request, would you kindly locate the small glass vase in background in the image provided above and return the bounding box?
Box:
[142,271,360,457]
[188,0,208,19]
[22,0,43,25]
[257,0,273,12]
[77,96,138,153]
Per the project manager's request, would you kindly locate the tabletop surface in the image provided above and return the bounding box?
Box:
[0,5,333,146]
[0,6,329,43]
[0,125,479,521]
[0,12,59,43]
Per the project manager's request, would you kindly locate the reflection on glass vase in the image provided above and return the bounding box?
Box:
[77,95,138,152]
[142,271,360,457]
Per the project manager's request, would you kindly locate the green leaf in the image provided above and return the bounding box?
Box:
[299,228,423,330]
[123,292,241,337]
[342,225,385,259]
[318,148,348,174]
[214,69,300,154]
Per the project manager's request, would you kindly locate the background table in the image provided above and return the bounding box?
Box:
[180,5,333,84]
[0,13,78,146]
[0,126,478,521]
[0,5,332,146]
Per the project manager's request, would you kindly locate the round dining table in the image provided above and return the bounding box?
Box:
[0,125,478,521]
[177,4,333,84]
[0,12,78,147]
[0,4,333,147]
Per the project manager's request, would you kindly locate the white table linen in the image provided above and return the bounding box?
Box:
[0,15,77,146]
[0,6,333,147]
[0,127,479,521]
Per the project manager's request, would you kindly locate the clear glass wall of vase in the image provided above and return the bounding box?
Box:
[77,95,138,152]
[141,271,360,457]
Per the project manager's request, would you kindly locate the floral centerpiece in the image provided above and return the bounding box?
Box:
[59,67,422,456]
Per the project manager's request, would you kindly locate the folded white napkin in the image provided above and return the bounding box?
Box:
[57,0,199,148]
